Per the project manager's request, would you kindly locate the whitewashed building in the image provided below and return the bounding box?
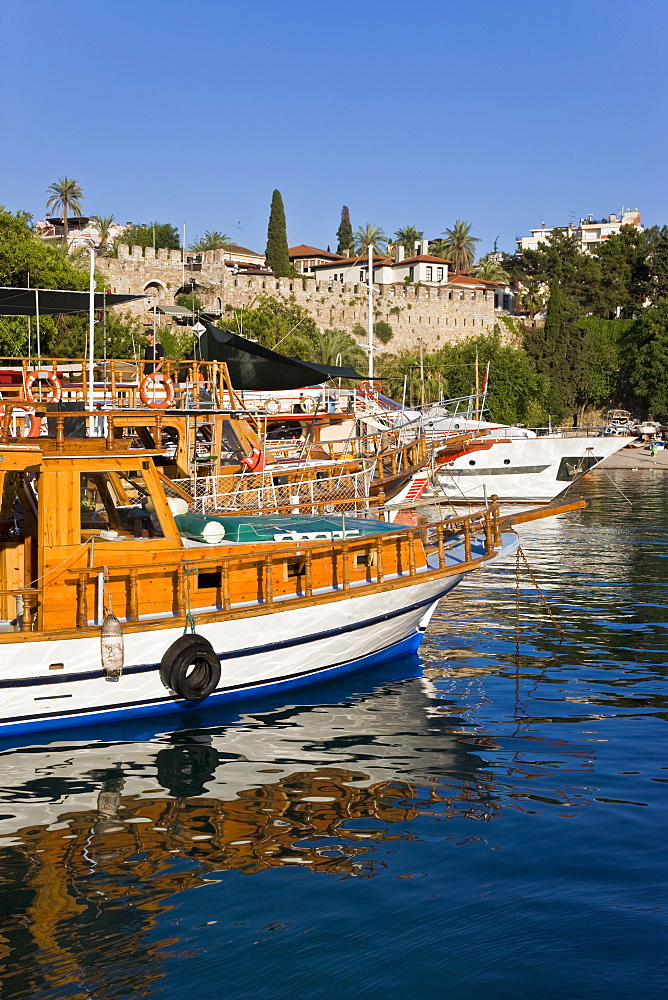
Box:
[517,210,643,254]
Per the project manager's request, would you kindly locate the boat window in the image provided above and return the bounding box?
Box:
[0,471,38,536]
[285,559,306,579]
[80,469,166,539]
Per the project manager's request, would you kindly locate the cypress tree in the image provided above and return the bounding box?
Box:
[336,206,354,255]
[524,281,588,422]
[265,189,291,277]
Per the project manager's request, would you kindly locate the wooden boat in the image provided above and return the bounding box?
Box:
[0,352,478,516]
[0,432,585,736]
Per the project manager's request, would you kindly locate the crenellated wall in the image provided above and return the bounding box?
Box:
[98,245,499,351]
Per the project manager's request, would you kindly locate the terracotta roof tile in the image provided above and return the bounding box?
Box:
[288,245,343,259]
[448,273,494,287]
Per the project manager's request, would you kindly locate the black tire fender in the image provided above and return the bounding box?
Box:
[160,634,221,701]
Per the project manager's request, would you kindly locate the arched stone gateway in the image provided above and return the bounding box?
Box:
[143,280,168,301]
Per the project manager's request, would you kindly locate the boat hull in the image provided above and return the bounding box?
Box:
[0,546,514,736]
[435,435,634,501]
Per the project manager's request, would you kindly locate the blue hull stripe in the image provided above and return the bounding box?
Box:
[0,585,456,690]
[0,631,427,737]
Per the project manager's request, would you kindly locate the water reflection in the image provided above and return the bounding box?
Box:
[0,468,666,1000]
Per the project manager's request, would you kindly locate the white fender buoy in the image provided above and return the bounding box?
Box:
[101,613,124,682]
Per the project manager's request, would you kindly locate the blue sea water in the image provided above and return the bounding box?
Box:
[0,468,666,1000]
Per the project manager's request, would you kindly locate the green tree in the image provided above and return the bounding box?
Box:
[523,282,588,421]
[291,326,365,369]
[45,177,83,245]
[0,208,148,359]
[353,224,387,254]
[508,230,602,312]
[175,293,204,313]
[336,206,354,255]
[189,231,232,252]
[579,316,632,405]
[42,309,144,359]
[122,222,180,250]
[515,277,545,319]
[373,320,393,344]
[0,208,88,290]
[160,325,197,360]
[645,226,668,303]
[433,331,549,425]
[90,215,115,253]
[377,348,444,407]
[471,257,510,283]
[428,239,451,260]
[265,190,291,277]
[621,299,668,415]
[592,225,650,317]
[225,296,317,352]
[394,226,424,258]
[438,220,480,272]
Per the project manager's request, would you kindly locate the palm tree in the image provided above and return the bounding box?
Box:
[292,327,365,369]
[394,226,424,257]
[189,231,232,252]
[471,258,511,284]
[90,215,115,253]
[516,278,545,318]
[438,220,480,272]
[428,239,450,259]
[353,224,387,254]
[45,177,83,245]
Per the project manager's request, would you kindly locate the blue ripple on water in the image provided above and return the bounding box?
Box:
[0,469,666,999]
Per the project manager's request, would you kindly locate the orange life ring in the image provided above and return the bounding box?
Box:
[7,405,41,438]
[25,369,62,404]
[359,380,382,394]
[25,410,42,437]
[240,447,266,472]
[139,373,175,409]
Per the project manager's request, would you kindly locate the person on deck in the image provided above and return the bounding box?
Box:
[143,329,164,375]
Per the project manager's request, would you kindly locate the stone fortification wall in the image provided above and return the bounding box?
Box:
[98,245,499,351]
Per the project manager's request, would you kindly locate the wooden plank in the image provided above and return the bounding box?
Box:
[497,498,588,528]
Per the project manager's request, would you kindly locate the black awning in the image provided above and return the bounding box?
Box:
[194,321,363,390]
[0,287,146,316]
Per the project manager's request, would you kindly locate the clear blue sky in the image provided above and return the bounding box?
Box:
[3,0,666,257]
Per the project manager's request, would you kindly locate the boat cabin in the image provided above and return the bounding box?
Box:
[0,440,445,638]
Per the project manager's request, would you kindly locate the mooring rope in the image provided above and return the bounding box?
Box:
[515,543,565,649]
[600,468,633,503]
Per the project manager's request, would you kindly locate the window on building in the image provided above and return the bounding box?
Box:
[360,269,365,282]
[437,267,443,281]
[494,293,499,308]
[459,291,464,300]
[426,266,433,281]
[503,293,510,310]
[471,292,476,300]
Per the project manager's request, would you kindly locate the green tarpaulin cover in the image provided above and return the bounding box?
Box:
[194,321,363,390]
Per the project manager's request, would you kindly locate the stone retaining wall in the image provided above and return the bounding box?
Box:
[98,245,501,351]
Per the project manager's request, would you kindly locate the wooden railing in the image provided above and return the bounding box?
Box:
[0,358,244,412]
[64,505,506,631]
[0,588,42,632]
